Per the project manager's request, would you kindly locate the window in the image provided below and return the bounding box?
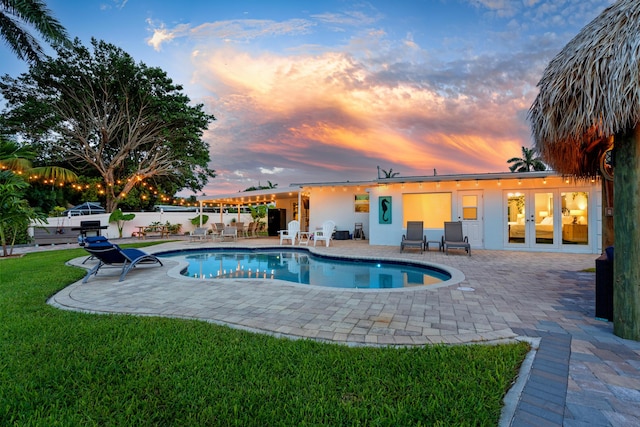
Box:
[561,192,589,245]
[402,193,452,228]
[354,194,369,213]
[461,195,478,220]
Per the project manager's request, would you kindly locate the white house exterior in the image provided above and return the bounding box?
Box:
[195,171,602,254]
[295,171,603,254]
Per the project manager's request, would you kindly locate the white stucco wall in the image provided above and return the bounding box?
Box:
[311,175,601,254]
[307,187,370,237]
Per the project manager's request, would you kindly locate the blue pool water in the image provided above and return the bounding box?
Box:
[158,248,451,289]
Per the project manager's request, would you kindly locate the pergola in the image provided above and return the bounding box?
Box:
[194,187,307,226]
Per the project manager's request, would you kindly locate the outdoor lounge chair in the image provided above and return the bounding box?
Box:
[81,235,109,263]
[246,221,257,238]
[220,226,238,241]
[189,227,209,242]
[210,223,222,239]
[82,241,163,283]
[441,221,471,256]
[314,220,335,247]
[401,221,426,253]
[279,220,300,245]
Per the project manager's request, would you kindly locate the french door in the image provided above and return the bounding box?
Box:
[505,190,558,249]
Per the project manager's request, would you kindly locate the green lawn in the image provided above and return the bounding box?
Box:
[0,246,529,426]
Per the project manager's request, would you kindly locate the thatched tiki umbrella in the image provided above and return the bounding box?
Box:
[529,0,640,340]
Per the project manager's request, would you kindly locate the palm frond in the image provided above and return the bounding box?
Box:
[528,0,640,176]
[29,166,77,182]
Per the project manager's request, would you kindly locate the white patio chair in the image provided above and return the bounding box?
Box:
[314,220,335,247]
[279,220,299,245]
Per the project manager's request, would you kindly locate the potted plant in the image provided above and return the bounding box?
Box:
[108,209,135,238]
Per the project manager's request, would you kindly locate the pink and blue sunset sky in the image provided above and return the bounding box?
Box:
[1,0,614,195]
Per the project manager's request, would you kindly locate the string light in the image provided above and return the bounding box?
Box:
[24,174,195,206]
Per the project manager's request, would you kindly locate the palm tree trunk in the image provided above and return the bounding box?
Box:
[601,179,614,248]
[612,125,640,341]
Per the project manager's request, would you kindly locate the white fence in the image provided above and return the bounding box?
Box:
[32,211,255,240]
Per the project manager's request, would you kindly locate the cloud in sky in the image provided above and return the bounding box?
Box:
[0,0,613,197]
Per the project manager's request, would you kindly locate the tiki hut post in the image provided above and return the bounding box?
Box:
[529,0,640,341]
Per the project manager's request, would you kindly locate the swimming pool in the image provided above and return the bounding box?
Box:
[158,248,452,289]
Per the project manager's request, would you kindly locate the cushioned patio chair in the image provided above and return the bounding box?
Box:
[314,220,335,247]
[81,235,109,264]
[441,221,471,256]
[279,220,299,245]
[82,241,163,283]
[401,221,426,253]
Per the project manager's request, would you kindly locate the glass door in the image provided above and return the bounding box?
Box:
[561,191,589,246]
[505,191,557,248]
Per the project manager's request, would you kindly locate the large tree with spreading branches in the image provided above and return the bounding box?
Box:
[0,38,216,212]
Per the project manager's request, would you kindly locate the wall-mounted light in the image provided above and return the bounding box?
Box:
[518,179,522,185]
[475,180,479,187]
[543,178,547,184]
[497,179,501,186]
[456,180,460,187]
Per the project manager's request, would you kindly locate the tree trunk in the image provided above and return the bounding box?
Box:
[612,126,640,341]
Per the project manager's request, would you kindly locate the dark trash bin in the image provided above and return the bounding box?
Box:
[595,246,614,321]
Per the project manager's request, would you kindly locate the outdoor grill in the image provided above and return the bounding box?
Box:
[73,220,108,245]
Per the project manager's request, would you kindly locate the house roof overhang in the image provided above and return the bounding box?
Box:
[196,187,305,207]
[291,171,564,188]
[198,171,587,207]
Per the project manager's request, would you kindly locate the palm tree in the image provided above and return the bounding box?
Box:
[1,0,70,63]
[0,139,77,182]
[0,169,45,256]
[507,147,547,172]
[0,139,75,256]
[378,167,400,178]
